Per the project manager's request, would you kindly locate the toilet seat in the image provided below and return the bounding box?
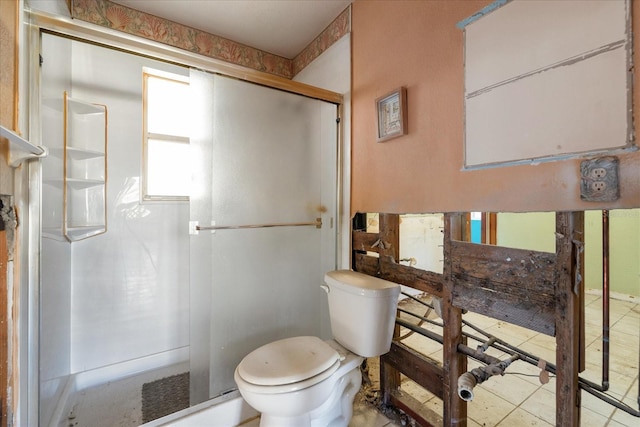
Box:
[236,336,342,394]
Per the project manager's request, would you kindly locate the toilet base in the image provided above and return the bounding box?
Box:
[259,367,362,427]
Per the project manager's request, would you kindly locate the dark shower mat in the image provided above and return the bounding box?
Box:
[141,372,190,423]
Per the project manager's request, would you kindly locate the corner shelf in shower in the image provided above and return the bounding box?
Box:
[62,92,108,242]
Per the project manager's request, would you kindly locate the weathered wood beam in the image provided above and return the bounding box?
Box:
[353,252,378,276]
[389,390,443,427]
[555,212,583,426]
[450,240,556,335]
[352,231,381,253]
[382,341,444,399]
[352,252,444,297]
[380,258,443,297]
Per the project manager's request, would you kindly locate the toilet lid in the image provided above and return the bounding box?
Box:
[237,336,340,386]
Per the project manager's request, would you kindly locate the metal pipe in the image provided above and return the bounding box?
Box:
[394,317,443,345]
[601,209,611,391]
[395,307,640,417]
[457,354,520,402]
[195,217,322,231]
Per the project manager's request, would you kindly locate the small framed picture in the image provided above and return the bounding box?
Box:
[376,87,407,142]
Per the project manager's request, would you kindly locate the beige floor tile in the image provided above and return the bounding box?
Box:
[524,332,556,352]
[612,315,640,336]
[391,297,639,426]
[580,389,617,419]
[400,379,436,404]
[579,407,612,427]
[400,332,442,356]
[607,419,631,427]
[518,341,556,367]
[427,348,444,364]
[584,293,601,305]
[477,371,540,406]
[609,302,634,320]
[584,325,605,347]
[583,338,638,375]
[585,305,607,326]
[466,388,516,427]
[463,312,500,330]
[609,382,640,426]
[627,304,640,319]
[583,299,632,325]
[487,321,539,343]
[580,365,636,397]
[506,359,549,386]
[519,387,556,425]
[467,418,483,427]
[495,407,553,426]
[610,406,640,426]
[421,393,444,418]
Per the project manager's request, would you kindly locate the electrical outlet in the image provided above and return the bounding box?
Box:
[580,157,619,202]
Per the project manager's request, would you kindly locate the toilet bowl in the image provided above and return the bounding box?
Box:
[234,338,363,426]
[234,270,401,427]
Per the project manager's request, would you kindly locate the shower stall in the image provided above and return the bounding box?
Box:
[36,29,341,426]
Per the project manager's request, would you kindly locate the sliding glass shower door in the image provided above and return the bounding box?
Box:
[189,71,339,402]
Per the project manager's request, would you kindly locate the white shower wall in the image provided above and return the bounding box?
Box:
[40,35,190,380]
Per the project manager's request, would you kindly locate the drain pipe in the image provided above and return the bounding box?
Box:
[457,354,520,402]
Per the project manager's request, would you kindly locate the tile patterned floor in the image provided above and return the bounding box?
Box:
[242,293,639,427]
[384,292,639,427]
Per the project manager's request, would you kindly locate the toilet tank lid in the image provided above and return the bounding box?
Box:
[325,270,400,298]
[237,336,340,386]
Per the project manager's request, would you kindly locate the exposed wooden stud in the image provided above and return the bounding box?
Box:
[443,213,467,426]
[378,213,400,262]
[352,211,588,427]
[555,211,583,427]
[378,214,402,408]
[0,229,7,427]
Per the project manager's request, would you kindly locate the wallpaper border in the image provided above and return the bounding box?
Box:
[70,0,350,79]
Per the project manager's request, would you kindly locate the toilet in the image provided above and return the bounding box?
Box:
[233,270,401,427]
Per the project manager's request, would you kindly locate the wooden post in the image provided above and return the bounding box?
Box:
[1,228,7,427]
[443,213,466,426]
[555,212,583,426]
[378,214,401,405]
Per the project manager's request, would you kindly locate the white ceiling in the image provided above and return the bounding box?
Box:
[112,0,352,59]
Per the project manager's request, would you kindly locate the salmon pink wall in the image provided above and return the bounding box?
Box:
[351,0,640,214]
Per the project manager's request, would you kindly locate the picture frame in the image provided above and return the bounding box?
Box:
[376,87,407,142]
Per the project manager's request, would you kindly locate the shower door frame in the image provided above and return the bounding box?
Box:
[26,9,344,427]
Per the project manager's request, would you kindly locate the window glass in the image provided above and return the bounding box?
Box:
[143,70,190,200]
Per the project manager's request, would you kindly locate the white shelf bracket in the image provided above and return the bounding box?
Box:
[1,125,48,167]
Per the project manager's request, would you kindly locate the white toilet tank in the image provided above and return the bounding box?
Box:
[323,270,401,357]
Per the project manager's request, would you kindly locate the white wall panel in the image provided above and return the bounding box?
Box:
[38,39,192,373]
[462,0,632,168]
